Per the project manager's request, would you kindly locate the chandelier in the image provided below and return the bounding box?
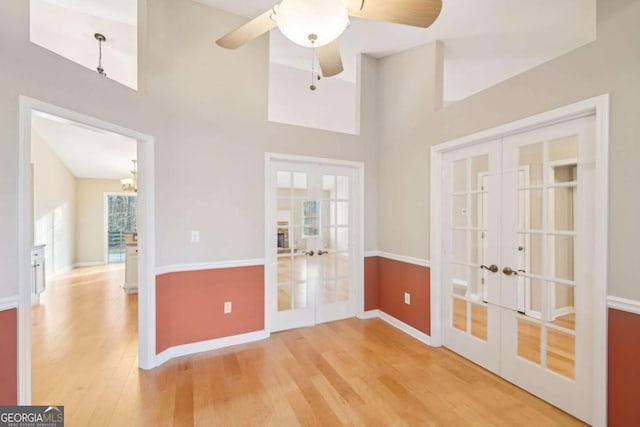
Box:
[121,160,137,192]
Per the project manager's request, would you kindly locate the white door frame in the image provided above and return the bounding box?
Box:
[18,96,157,404]
[264,153,365,333]
[430,94,609,426]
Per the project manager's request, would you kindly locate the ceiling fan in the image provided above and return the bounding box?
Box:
[216,0,443,78]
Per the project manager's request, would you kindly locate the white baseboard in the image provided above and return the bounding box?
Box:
[360,309,380,319]
[155,329,270,367]
[359,309,432,346]
[608,295,640,316]
[74,261,105,268]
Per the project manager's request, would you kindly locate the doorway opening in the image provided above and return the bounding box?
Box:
[18,97,156,405]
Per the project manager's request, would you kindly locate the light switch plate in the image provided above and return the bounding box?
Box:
[191,230,200,243]
[404,292,411,305]
[224,301,232,314]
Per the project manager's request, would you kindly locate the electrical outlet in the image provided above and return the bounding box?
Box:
[404,292,411,305]
[224,301,232,314]
[191,230,200,243]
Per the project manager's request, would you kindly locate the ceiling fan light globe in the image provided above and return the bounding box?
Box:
[276,0,349,47]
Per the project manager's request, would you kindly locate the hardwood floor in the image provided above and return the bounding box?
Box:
[32,265,584,426]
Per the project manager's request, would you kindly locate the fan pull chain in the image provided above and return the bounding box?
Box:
[310,50,317,91]
[308,34,319,91]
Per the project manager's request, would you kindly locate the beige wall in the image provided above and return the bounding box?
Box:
[2,0,637,302]
[268,62,358,135]
[376,0,640,300]
[31,130,76,275]
[377,41,443,258]
[0,0,379,299]
[75,179,124,265]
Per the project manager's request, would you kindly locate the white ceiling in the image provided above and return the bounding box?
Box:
[197,0,596,101]
[30,0,138,89]
[36,0,137,25]
[32,112,137,180]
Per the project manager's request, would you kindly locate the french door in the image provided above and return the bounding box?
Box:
[268,159,360,332]
[106,194,137,263]
[442,116,595,423]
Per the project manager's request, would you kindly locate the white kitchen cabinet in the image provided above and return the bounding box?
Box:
[124,243,138,294]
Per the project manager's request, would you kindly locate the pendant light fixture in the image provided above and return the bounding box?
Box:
[121,160,138,192]
[276,0,350,48]
[94,33,107,77]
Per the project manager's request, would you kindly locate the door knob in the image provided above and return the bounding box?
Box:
[480,264,499,273]
[302,250,315,256]
[317,250,328,256]
[502,266,518,276]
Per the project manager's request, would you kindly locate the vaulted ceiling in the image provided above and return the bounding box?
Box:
[197,0,596,101]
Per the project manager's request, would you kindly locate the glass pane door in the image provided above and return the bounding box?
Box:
[269,160,359,332]
[317,173,352,323]
[500,116,595,423]
[274,169,316,331]
[443,141,502,374]
[441,116,595,424]
[107,194,137,263]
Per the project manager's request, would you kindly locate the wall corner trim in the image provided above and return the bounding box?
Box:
[364,251,379,258]
[0,296,19,311]
[154,330,269,368]
[607,295,640,315]
[360,309,380,319]
[359,309,433,346]
[155,259,265,276]
[377,251,431,268]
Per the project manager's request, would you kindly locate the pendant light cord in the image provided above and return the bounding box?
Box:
[98,40,103,70]
[95,33,107,77]
[310,48,316,90]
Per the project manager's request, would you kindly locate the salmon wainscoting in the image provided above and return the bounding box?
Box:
[364,256,380,311]
[608,301,640,427]
[0,305,17,405]
[156,265,264,355]
[364,253,430,336]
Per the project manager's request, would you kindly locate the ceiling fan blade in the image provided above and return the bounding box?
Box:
[216,9,277,49]
[346,0,442,28]
[316,40,344,77]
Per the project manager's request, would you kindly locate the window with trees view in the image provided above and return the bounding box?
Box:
[107,194,137,263]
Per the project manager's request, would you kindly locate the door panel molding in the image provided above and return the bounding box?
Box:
[430,94,609,426]
[265,153,365,333]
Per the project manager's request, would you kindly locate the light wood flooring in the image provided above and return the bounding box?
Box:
[31,265,584,426]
